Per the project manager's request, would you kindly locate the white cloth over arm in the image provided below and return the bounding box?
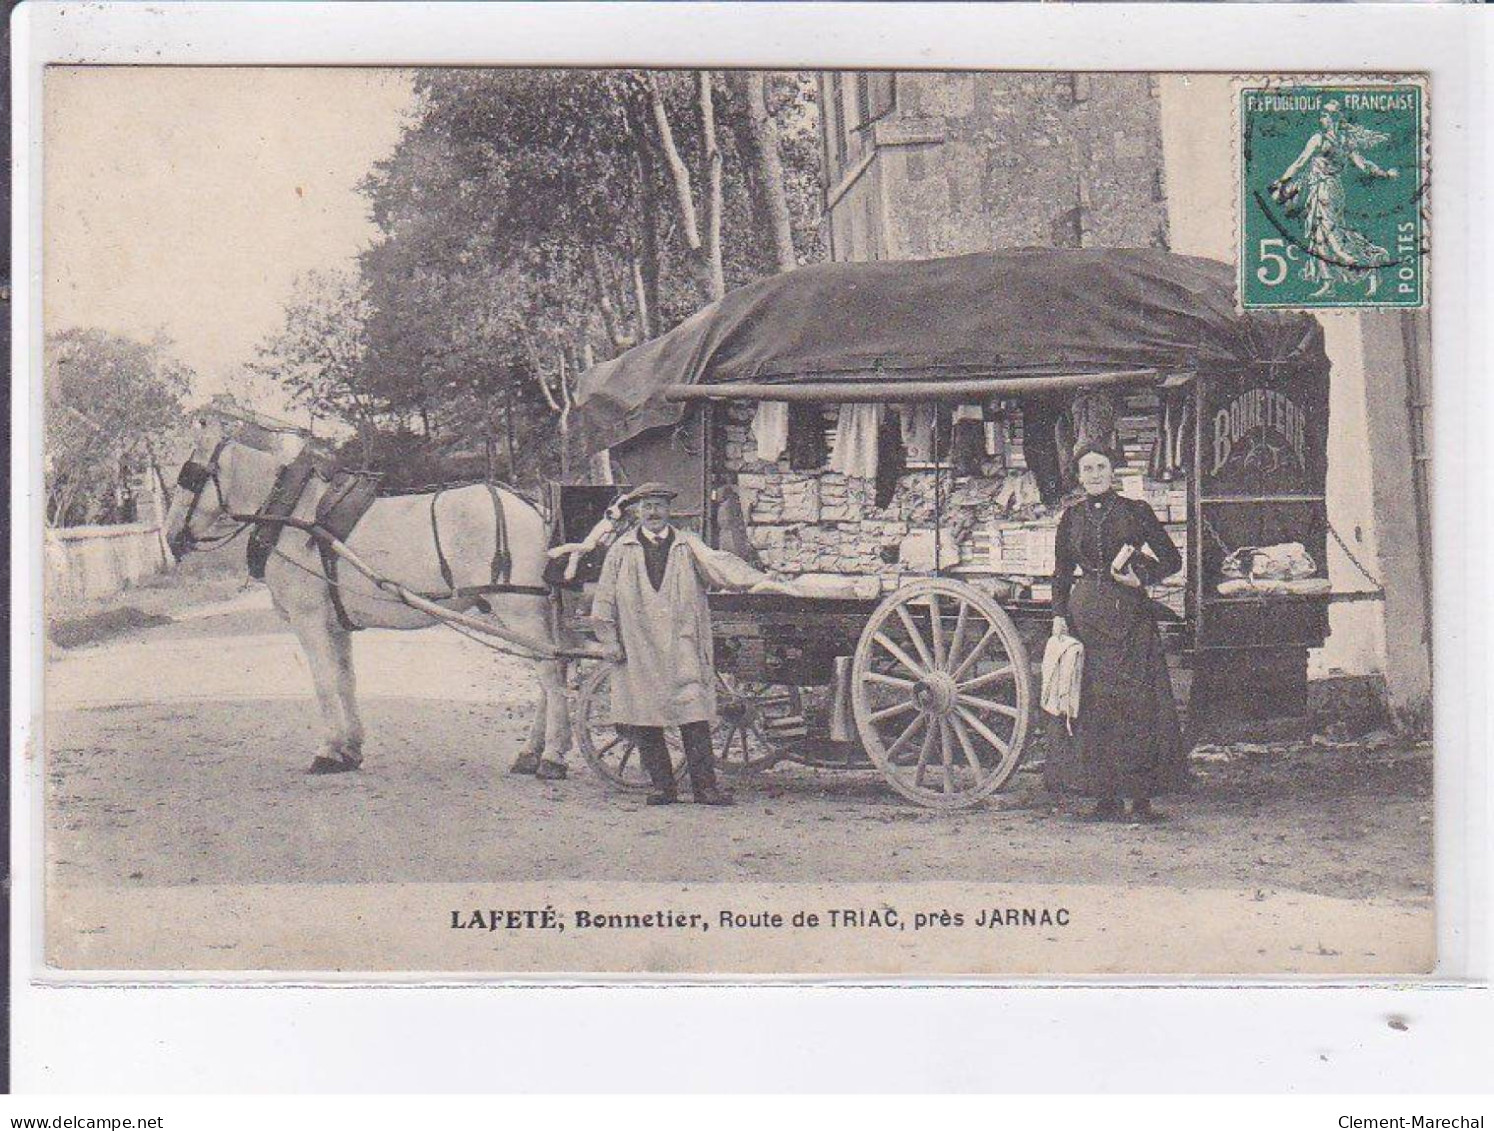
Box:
[1041,632,1084,731]
[829,403,882,478]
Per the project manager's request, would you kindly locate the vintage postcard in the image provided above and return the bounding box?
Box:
[36,64,1436,978]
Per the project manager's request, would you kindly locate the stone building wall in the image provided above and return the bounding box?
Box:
[824,72,1169,262]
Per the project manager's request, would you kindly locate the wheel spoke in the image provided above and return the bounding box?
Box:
[946,600,971,674]
[938,718,956,794]
[873,632,927,679]
[955,704,1012,758]
[958,692,1022,719]
[594,734,624,758]
[951,625,999,681]
[927,592,945,669]
[893,605,937,673]
[869,698,918,725]
[912,723,938,788]
[949,713,985,776]
[959,664,1015,694]
[717,722,740,761]
[617,744,635,773]
[885,713,926,761]
[863,671,917,691]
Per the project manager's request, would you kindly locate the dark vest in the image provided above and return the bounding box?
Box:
[640,528,675,592]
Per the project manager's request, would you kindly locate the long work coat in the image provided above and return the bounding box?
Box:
[592,528,769,727]
[1044,491,1189,799]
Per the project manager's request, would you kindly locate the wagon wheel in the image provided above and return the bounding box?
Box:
[851,578,1032,809]
[712,673,803,775]
[575,663,686,791]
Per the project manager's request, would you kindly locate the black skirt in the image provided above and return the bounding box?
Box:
[1044,576,1188,799]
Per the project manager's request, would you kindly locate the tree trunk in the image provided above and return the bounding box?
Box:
[733,72,799,272]
[698,71,726,299]
[503,376,518,480]
[622,92,663,339]
[590,249,635,350]
[629,255,652,341]
[642,71,722,303]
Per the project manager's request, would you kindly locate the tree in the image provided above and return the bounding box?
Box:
[250,268,383,464]
[44,328,192,526]
[344,68,825,484]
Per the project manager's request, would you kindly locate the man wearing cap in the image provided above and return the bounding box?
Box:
[591,482,792,806]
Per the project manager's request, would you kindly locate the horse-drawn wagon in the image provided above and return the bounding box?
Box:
[163,248,1377,805]
[557,248,1378,808]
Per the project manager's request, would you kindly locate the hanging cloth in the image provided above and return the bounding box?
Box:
[1022,396,1065,505]
[900,403,937,463]
[751,401,789,463]
[1071,390,1120,449]
[830,404,882,479]
[950,404,986,476]
[787,403,828,471]
[985,401,1008,471]
[874,407,906,508]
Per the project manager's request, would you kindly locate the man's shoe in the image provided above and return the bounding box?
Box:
[1078,798,1123,823]
[692,785,735,807]
[307,755,359,775]
[535,758,568,781]
[646,791,679,806]
[509,751,541,776]
[1128,799,1169,824]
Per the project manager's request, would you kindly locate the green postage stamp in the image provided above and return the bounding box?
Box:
[1239,80,1426,309]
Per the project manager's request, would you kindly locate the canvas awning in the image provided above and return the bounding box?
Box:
[565,248,1328,462]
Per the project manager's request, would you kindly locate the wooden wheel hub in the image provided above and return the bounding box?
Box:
[913,672,958,717]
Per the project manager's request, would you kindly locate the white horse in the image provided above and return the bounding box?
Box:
[162,415,574,778]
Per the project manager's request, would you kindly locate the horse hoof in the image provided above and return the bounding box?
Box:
[308,755,359,775]
[535,758,569,781]
[509,752,541,776]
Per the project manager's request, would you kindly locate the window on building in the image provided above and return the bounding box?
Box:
[853,72,897,131]
[829,73,848,170]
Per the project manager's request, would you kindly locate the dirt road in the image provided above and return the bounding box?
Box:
[39,584,1435,974]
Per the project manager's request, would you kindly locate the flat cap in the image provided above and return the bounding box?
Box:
[618,482,679,506]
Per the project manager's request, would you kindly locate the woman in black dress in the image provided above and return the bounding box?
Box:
[1047,443,1187,822]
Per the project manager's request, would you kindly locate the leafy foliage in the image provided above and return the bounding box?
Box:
[45,328,193,526]
[256,69,825,486]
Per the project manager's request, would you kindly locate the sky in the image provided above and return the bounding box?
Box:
[45,67,416,417]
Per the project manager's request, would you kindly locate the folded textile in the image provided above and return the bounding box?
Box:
[1220,541,1317,581]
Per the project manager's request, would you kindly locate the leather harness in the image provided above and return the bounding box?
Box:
[175,446,549,633]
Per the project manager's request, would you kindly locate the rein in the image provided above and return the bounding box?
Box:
[174,439,258,551]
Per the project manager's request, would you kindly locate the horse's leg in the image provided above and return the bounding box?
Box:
[287,605,362,774]
[509,680,547,776]
[532,656,573,781]
[328,622,364,768]
[499,602,572,781]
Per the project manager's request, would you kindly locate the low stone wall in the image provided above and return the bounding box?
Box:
[45,522,171,605]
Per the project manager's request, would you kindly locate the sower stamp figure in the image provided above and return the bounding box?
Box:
[591,483,794,806]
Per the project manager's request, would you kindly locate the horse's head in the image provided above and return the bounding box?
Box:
[163,414,233,560]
